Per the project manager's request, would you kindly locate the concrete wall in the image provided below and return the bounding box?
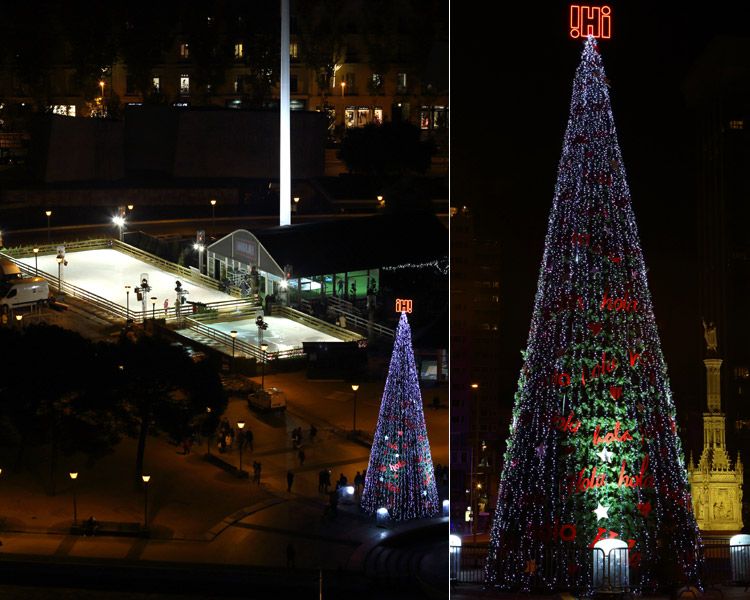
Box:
[33,108,327,183]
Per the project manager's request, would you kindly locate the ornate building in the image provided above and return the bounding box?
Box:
[688,352,744,532]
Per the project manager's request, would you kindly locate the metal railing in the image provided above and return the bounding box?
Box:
[181,316,305,361]
[270,305,363,342]
[450,541,750,592]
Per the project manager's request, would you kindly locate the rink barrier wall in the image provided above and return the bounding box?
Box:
[270,305,364,342]
[182,316,304,360]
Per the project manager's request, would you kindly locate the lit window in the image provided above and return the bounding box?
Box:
[729,120,744,130]
[152,77,160,93]
[234,43,244,59]
[180,43,190,59]
[372,73,382,88]
[373,108,383,125]
[49,105,76,117]
[290,41,299,59]
[180,75,190,94]
[396,72,407,91]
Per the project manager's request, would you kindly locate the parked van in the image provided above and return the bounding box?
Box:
[0,277,50,313]
[248,387,287,413]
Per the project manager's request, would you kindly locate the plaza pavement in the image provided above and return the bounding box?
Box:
[0,355,448,598]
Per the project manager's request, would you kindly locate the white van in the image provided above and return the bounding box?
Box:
[0,277,50,313]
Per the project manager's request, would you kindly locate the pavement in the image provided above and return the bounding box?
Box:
[0,310,449,598]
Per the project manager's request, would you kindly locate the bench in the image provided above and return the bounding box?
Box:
[71,520,146,537]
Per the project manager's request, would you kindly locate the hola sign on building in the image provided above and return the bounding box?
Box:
[570,5,612,39]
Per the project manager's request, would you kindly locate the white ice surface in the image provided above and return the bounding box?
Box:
[19,249,235,309]
[206,316,341,353]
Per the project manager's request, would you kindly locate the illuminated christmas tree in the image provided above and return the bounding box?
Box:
[485,37,701,592]
[361,312,439,520]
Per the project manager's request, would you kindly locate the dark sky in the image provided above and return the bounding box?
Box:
[451,1,750,437]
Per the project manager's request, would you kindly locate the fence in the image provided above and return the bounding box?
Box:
[450,541,750,593]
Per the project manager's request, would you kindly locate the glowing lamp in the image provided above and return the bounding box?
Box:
[592,538,628,590]
[376,507,389,527]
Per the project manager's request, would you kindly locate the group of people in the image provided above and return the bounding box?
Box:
[217,418,254,454]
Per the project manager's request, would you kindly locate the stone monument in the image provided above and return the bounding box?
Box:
[688,322,744,532]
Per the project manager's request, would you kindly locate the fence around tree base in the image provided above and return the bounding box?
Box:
[450,542,750,593]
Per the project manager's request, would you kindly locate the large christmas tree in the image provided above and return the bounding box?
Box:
[485,37,701,592]
[360,312,440,520]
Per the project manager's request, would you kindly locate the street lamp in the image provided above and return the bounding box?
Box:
[124,285,131,321]
[69,471,78,526]
[33,248,39,275]
[341,81,346,96]
[56,254,64,293]
[237,421,245,475]
[470,383,480,545]
[210,199,217,232]
[99,79,105,98]
[260,342,268,390]
[351,384,359,434]
[112,215,125,242]
[377,195,385,208]
[230,330,238,369]
[127,204,134,211]
[151,296,157,320]
[142,474,151,529]
[45,210,52,243]
[15,314,23,328]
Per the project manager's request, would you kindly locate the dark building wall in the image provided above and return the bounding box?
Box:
[30,108,327,183]
[36,115,124,182]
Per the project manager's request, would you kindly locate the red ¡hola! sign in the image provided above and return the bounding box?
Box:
[570,5,612,39]
[395,298,413,313]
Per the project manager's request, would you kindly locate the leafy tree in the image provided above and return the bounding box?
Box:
[0,325,121,493]
[111,335,227,482]
[118,1,179,102]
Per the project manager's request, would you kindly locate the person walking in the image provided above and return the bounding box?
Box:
[318,470,327,493]
[298,448,305,466]
[286,542,296,569]
[245,428,254,452]
[253,461,262,485]
[164,298,169,318]
[286,470,294,493]
[354,471,363,495]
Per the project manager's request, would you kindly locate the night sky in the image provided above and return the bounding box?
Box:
[451,1,750,441]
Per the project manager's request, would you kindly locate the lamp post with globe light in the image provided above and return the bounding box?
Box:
[33,248,39,275]
[69,472,78,526]
[351,384,360,434]
[45,210,52,243]
[260,343,268,390]
[142,474,151,529]
[237,421,245,475]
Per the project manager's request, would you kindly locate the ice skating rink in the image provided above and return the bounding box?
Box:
[19,249,235,309]
[20,249,345,352]
[204,316,341,353]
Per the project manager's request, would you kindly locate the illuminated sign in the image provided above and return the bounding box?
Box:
[570,5,611,39]
[395,298,413,313]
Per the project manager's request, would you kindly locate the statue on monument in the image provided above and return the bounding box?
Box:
[702,318,718,354]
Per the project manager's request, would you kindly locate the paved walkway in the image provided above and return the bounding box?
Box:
[0,318,449,598]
